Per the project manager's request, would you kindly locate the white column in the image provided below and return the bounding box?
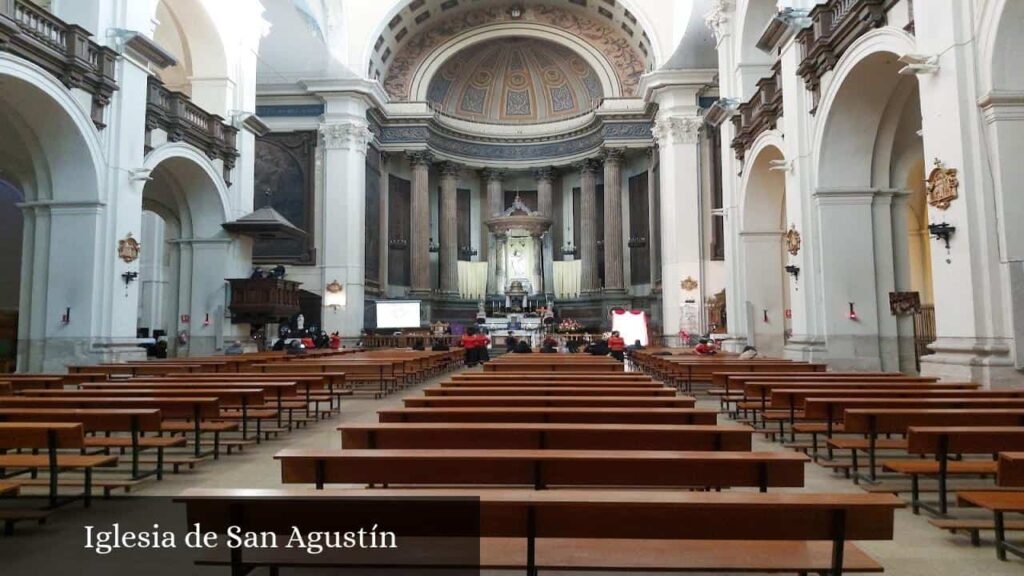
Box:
[536,167,556,298]
[319,97,373,338]
[652,112,704,346]
[438,162,461,295]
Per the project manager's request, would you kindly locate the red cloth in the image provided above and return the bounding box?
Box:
[329,335,341,350]
[694,343,716,355]
[608,336,626,352]
[461,334,477,349]
[472,334,490,348]
[301,338,315,349]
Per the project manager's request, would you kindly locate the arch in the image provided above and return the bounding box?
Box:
[410,24,621,102]
[143,143,231,237]
[736,0,777,64]
[152,0,232,114]
[739,131,786,233]
[978,0,1024,94]
[813,28,917,188]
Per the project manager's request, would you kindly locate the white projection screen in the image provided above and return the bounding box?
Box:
[376,301,422,329]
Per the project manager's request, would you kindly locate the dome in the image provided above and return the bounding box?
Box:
[426,38,604,125]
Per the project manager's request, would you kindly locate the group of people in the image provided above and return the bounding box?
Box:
[270,328,342,352]
[459,327,492,366]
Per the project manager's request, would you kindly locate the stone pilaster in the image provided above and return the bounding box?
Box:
[438,162,461,295]
[407,151,433,295]
[602,148,625,293]
[483,169,505,294]
[535,167,556,298]
[578,158,602,293]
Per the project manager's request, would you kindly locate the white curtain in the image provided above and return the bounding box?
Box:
[611,310,650,346]
[458,261,488,300]
[553,260,582,299]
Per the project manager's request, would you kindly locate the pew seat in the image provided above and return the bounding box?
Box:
[928,517,1024,547]
[957,491,1024,561]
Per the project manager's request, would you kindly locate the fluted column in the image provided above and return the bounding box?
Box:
[578,159,602,293]
[535,167,556,297]
[408,151,433,295]
[647,147,659,287]
[536,167,554,216]
[438,162,461,295]
[483,169,504,294]
[602,148,625,292]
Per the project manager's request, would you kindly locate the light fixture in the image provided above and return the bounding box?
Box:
[784,264,800,281]
[561,242,578,257]
[628,236,648,249]
[508,5,524,19]
[898,54,939,76]
[848,302,858,321]
[928,222,956,250]
[325,280,346,310]
[704,98,740,127]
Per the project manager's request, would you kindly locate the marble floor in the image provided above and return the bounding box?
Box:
[16,368,1024,575]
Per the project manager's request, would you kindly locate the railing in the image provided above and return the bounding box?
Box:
[146,75,239,184]
[0,0,118,128]
[731,61,783,164]
[795,0,892,113]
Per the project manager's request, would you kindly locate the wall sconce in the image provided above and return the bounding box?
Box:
[459,245,478,258]
[121,271,138,296]
[388,236,408,250]
[203,313,211,327]
[763,309,769,323]
[848,302,859,321]
[561,242,578,257]
[627,236,648,249]
[61,307,71,325]
[928,222,956,251]
[324,280,346,310]
[784,264,801,281]
[428,238,440,253]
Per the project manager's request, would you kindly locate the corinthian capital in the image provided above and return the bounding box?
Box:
[319,121,374,153]
[652,116,704,146]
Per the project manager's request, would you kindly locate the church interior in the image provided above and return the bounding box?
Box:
[1,0,1024,574]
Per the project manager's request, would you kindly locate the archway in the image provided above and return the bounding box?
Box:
[0,57,105,372]
[152,0,231,115]
[815,31,929,372]
[141,146,236,357]
[739,142,789,358]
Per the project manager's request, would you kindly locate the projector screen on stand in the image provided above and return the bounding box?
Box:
[376,301,422,329]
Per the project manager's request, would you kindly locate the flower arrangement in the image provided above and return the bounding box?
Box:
[556,318,584,334]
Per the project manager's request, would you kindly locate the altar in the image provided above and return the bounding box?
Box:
[488,194,551,299]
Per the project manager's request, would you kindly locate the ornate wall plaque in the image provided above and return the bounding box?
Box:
[681,276,699,292]
[889,291,921,316]
[785,224,802,256]
[926,159,959,210]
[118,233,141,263]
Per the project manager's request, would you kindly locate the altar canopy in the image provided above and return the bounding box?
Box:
[611,309,649,346]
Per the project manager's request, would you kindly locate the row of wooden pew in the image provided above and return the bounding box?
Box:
[0,347,464,535]
[715,369,1024,561]
[172,354,907,574]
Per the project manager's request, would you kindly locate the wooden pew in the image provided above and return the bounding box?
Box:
[0,423,117,508]
[0,408,181,481]
[999,452,1024,487]
[883,427,1024,516]
[402,396,696,408]
[956,491,1024,561]
[340,423,753,451]
[275,449,808,491]
[483,360,625,373]
[720,374,944,412]
[833,409,1024,483]
[377,407,718,425]
[452,372,652,381]
[423,386,677,397]
[178,488,902,575]
[0,396,228,458]
[254,360,400,398]
[930,452,1024,549]
[440,380,665,388]
[662,361,827,392]
[132,373,349,411]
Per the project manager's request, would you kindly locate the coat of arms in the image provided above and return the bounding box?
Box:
[926,159,959,210]
[118,233,141,263]
[681,276,699,292]
[785,224,802,256]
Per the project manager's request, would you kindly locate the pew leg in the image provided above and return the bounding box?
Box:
[83,468,92,508]
[911,475,920,515]
[995,511,1007,561]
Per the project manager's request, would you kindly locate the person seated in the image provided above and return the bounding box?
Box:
[628,339,645,351]
[504,332,518,353]
[225,340,245,355]
[694,339,717,356]
[607,331,626,361]
[513,340,533,353]
[540,337,558,353]
[738,345,759,360]
[565,339,581,353]
[329,332,341,350]
[411,339,426,351]
[588,339,610,356]
[431,338,450,351]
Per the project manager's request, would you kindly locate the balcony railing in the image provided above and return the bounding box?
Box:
[0,0,118,128]
[795,0,893,113]
[146,75,239,184]
[731,62,783,164]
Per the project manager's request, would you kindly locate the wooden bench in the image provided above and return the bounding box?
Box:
[882,427,1024,516]
[999,452,1024,487]
[377,407,719,424]
[178,488,901,575]
[440,380,665,388]
[0,423,117,508]
[483,361,625,373]
[340,423,753,451]
[0,408,183,480]
[402,396,696,408]
[452,372,652,381]
[956,491,1024,561]
[423,386,677,397]
[275,449,808,491]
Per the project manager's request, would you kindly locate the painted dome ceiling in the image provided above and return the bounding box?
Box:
[426,38,604,124]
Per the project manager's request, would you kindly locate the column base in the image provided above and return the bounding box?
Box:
[920,337,1021,388]
[17,337,149,373]
[783,335,829,362]
[718,335,748,353]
